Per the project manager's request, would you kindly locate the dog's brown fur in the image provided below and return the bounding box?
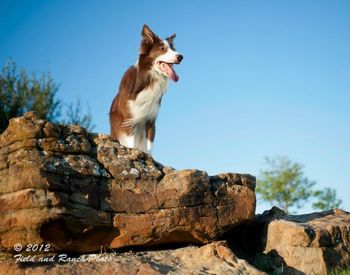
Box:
[109,25,182,154]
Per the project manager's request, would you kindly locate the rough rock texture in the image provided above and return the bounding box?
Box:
[228,207,350,274]
[0,112,256,253]
[0,241,265,275]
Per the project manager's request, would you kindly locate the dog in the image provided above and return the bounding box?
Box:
[109,25,183,155]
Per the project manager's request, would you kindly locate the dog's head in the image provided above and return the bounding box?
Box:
[139,24,183,82]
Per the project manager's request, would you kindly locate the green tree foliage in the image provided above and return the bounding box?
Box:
[0,60,60,132]
[257,156,316,214]
[0,59,94,133]
[257,156,343,213]
[312,187,342,211]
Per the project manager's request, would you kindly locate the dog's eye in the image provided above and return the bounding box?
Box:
[161,46,165,51]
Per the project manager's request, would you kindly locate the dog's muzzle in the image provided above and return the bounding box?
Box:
[176,54,183,64]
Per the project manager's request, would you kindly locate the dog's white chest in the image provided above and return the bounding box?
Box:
[128,76,169,125]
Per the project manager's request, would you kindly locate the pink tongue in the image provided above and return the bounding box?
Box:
[159,62,179,82]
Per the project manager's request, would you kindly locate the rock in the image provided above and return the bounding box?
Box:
[0,241,265,275]
[227,207,350,274]
[172,241,265,274]
[0,112,256,253]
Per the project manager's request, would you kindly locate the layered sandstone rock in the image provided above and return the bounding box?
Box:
[0,241,265,275]
[265,208,350,274]
[228,207,350,274]
[0,112,256,253]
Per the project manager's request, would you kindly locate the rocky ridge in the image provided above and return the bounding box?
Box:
[0,112,256,253]
[0,241,265,275]
[0,112,349,274]
[228,207,350,274]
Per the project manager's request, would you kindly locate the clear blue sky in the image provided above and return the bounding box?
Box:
[1,0,349,213]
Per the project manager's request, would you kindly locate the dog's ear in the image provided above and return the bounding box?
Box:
[167,33,176,43]
[140,24,156,54]
[166,33,176,49]
[142,25,156,44]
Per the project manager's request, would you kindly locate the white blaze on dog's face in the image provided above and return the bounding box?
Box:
[154,39,183,82]
[139,25,183,82]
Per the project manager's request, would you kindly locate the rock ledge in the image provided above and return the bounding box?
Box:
[0,112,256,253]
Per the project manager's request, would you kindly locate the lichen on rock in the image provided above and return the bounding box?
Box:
[0,112,256,253]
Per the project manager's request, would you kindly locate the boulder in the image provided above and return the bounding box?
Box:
[228,207,350,274]
[0,112,256,253]
[0,241,265,274]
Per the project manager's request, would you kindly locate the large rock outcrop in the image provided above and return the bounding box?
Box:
[228,207,350,274]
[0,112,256,253]
[0,241,265,275]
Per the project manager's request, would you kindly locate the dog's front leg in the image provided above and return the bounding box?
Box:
[146,121,155,155]
[118,133,135,149]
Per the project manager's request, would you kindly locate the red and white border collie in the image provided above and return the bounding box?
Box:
[109,25,183,155]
